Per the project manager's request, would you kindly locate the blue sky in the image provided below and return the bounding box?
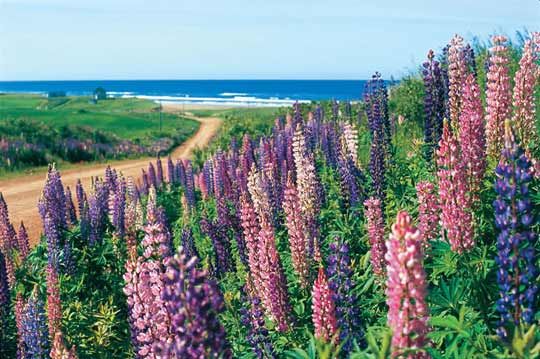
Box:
[0,0,538,80]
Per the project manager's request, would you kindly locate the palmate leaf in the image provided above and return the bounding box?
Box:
[429,277,469,316]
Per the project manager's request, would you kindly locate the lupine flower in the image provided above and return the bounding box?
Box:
[147,162,157,189]
[511,33,540,149]
[166,156,175,184]
[176,159,186,188]
[239,194,264,295]
[17,221,30,261]
[21,293,49,358]
[312,267,338,343]
[156,156,164,187]
[364,197,386,276]
[437,121,474,253]
[486,35,512,157]
[15,293,25,359]
[0,194,16,288]
[293,125,321,261]
[447,34,468,126]
[140,169,149,195]
[75,179,86,217]
[364,72,390,147]
[247,170,291,331]
[0,252,10,340]
[239,283,276,359]
[78,198,90,243]
[415,181,440,246]
[109,175,126,238]
[283,174,310,288]
[385,211,430,358]
[200,217,233,275]
[183,160,196,209]
[46,263,62,343]
[44,213,61,270]
[327,239,363,353]
[104,166,118,195]
[38,164,67,235]
[50,331,78,359]
[493,122,538,340]
[88,181,108,246]
[64,187,77,227]
[179,227,198,260]
[463,43,477,77]
[62,239,75,276]
[369,130,386,210]
[459,73,487,201]
[123,190,171,358]
[341,122,359,165]
[154,248,231,358]
[338,139,364,207]
[422,49,446,160]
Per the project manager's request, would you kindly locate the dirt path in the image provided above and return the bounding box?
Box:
[0,110,222,244]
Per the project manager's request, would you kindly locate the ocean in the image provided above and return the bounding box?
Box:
[0,80,376,107]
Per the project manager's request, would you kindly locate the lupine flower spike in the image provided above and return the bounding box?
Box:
[312,267,338,344]
[364,197,386,276]
[385,211,430,358]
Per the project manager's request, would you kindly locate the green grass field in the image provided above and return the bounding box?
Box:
[0,94,199,143]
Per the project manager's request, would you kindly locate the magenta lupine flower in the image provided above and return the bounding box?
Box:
[312,267,338,344]
[46,262,62,343]
[293,125,321,261]
[15,292,25,359]
[415,181,440,246]
[364,197,386,276]
[385,212,430,358]
[65,186,77,227]
[154,248,232,358]
[248,170,291,332]
[511,33,540,149]
[447,34,468,126]
[437,121,474,253]
[123,190,172,358]
[459,73,486,202]
[486,35,512,157]
[17,221,30,261]
[283,174,310,288]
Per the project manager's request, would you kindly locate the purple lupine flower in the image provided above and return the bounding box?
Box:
[15,293,25,359]
[200,217,234,275]
[183,160,196,209]
[202,160,214,197]
[17,222,30,261]
[176,159,186,188]
[337,146,363,207]
[494,122,538,340]
[44,213,61,270]
[65,187,77,227]
[364,72,390,148]
[88,180,108,246]
[147,162,157,189]
[21,293,49,358]
[463,43,477,78]
[156,156,164,187]
[79,197,90,243]
[239,284,276,359]
[140,169,149,196]
[154,248,232,358]
[38,164,67,234]
[0,193,17,288]
[104,166,118,194]
[0,252,10,329]
[327,238,363,353]
[75,179,86,217]
[166,156,175,184]
[179,227,198,260]
[422,49,446,160]
[109,176,126,239]
[62,240,75,276]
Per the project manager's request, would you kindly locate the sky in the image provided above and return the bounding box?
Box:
[0,0,538,80]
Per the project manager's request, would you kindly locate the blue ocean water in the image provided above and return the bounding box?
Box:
[0,80,375,107]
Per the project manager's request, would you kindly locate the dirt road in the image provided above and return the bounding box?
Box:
[0,110,222,244]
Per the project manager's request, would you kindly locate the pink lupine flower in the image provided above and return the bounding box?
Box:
[17,221,30,261]
[448,34,468,125]
[415,181,439,246]
[240,194,263,294]
[511,32,540,149]
[46,263,62,343]
[364,197,386,276]
[486,35,512,157]
[459,74,486,201]
[385,212,430,358]
[312,267,338,343]
[247,169,291,332]
[50,331,78,359]
[341,122,359,165]
[437,121,474,253]
[283,174,310,288]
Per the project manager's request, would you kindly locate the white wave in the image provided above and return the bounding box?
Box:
[107,91,135,95]
[219,92,248,96]
[121,94,309,107]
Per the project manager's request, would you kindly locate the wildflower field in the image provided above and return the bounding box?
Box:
[0,33,539,358]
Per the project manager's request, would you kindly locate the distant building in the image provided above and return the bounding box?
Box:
[93,87,107,101]
[47,91,66,98]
